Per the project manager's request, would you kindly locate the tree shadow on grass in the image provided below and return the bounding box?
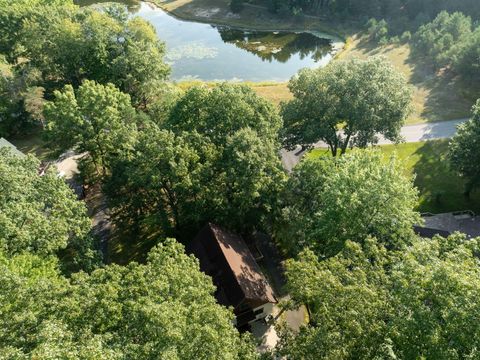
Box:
[412,140,480,214]
[108,225,161,265]
[405,52,476,122]
[350,35,386,56]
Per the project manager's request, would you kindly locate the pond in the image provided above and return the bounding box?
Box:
[76,1,341,81]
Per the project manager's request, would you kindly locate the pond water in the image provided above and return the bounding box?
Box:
[76,1,340,81]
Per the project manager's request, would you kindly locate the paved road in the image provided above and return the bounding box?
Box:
[281,118,468,171]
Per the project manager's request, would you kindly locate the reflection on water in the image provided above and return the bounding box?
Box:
[74,0,337,81]
[217,27,331,64]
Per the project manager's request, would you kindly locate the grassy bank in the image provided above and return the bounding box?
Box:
[338,36,476,125]
[159,0,476,124]
[308,140,480,214]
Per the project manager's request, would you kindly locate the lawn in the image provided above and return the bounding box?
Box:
[308,140,480,214]
[177,80,293,106]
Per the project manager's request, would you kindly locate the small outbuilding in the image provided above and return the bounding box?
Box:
[414,211,480,239]
[188,223,277,327]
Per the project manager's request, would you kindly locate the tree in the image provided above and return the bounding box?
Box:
[448,100,480,197]
[281,57,412,156]
[278,234,480,359]
[0,55,45,137]
[104,126,211,242]
[1,2,169,107]
[275,150,420,256]
[0,149,99,272]
[44,80,138,177]
[105,84,285,246]
[412,11,472,68]
[106,125,285,244]
[0,240,258,359]
[166,83,282,146]
[454,27,480,83]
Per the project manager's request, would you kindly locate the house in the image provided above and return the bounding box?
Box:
[414,211,480,239]
[188,223,277,328]
[0,137,25,157]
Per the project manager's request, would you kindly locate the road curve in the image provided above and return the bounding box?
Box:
[281,118,468,171]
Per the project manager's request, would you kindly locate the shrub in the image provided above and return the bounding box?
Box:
[401,31,412,43]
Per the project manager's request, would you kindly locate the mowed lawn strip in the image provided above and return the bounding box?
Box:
[307,140,480,214]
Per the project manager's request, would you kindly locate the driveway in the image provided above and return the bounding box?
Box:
[281,118,467,171]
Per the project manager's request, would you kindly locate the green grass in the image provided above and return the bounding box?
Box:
[308,140,480,214]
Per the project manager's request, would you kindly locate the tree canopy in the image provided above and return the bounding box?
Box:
[448,100,480,196]
[44,80,138,177]
[0,149,99,272]
[278,233,480,359]
[0,240,257,359]
[267,0,480,23]
[275,150,420,256]
[281,57,412,156]
[0,1,169,136]
[105,84,286,244]
[412,11,473,69]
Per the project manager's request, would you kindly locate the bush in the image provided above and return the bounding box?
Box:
[389,36,400,44]
[367,18,389,42]
[379,36,390,45]
[401,31,412,43]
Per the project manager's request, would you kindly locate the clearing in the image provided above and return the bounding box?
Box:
[308,140,480,214]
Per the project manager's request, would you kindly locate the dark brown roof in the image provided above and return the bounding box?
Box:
[189,223,276,309]
[208,224,276,305]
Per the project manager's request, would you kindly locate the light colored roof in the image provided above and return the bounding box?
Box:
[0,138,25,157]
[209,223,277,305]
[422,212,480,238]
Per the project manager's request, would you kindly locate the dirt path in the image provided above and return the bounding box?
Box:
[85,183,111,263]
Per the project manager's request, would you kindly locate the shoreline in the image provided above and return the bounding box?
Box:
[144,0,348,46]
[143,0,346,73]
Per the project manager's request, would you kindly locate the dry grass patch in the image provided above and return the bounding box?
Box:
[340,35,476,124]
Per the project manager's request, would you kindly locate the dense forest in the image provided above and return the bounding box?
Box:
[265,0,480,21]
[2,0,480,358]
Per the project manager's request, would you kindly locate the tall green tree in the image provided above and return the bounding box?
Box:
[275,150,419,256]
[0,149,99,272]
[448,100,480,197]
[106,84,285,244]
[278,233,480,359]
[105,126,212,241]
[166,83,282,145]
[44,80,138,177]
[0,55,45,137]
[1,2,169,107]
[281,57,412,156]
[454,27,480,83]
[412,11,472,68]
[0,240,258,359]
